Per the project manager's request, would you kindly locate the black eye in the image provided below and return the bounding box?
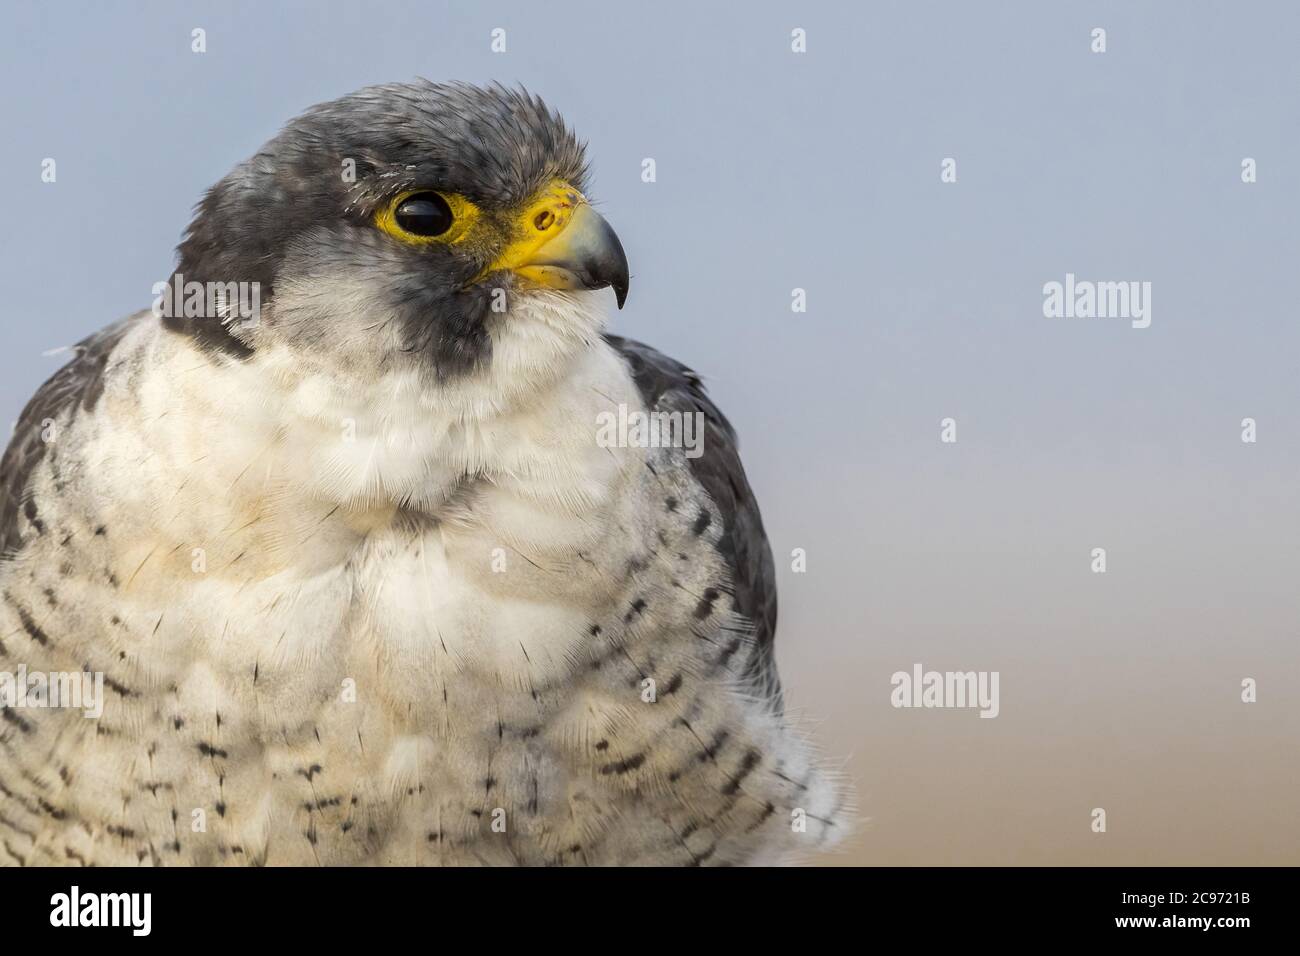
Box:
[394,192,454,237]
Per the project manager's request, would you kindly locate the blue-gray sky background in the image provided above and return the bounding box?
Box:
[2,0,1297,864]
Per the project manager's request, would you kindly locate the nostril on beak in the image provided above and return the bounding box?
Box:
[534,210,556,231]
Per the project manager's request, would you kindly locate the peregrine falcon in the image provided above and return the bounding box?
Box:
[0,81,847,865]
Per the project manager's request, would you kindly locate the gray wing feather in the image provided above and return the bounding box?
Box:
[605,334,781,708]
[0,318,136,559]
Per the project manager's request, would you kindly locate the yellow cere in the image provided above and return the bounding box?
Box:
[472,180,586,282]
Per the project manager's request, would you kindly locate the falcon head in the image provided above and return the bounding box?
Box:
[164,80,629,383]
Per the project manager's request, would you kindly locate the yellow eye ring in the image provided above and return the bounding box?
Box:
[375,189,479,245]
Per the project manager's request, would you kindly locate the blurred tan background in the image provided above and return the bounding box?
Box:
[779,454,1300,865]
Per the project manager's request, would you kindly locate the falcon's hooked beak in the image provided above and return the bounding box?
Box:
[476,181,630,308]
